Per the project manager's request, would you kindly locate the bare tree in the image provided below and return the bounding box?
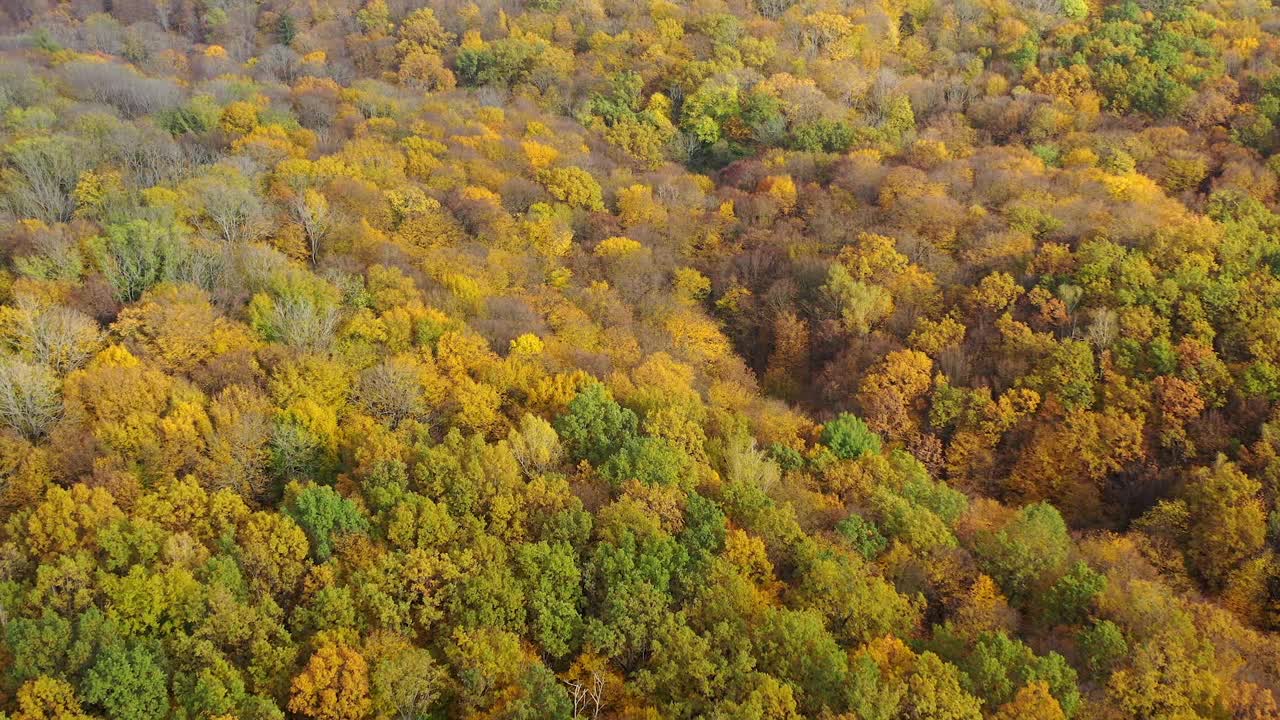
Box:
[255,44,301,85]
[106,120,183,187]
[172,241,232,297]
[62,60,182,118]
[0,357,61,440]
[5,297,102,374]
[210,0,261,61]
[200,385,273,497]
[80,12,125,54]
[183,167,270,244]
[0,59,53,109]
[270,295,339,352]
[508,413,564,477]
[358,359,425,427]
[563,673,605,720]
[754,0,797,18]
[13,222,84,282]
[2,134,92,223]
[1086,308,1119,351]
[153,0,176,32]
[289,190,333,266]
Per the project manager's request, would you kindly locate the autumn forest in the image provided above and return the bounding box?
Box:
[0,0,1276,717]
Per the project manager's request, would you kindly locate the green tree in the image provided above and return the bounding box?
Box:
[601,437,690,488]
[904,652,983,720]
[83,643,169,720]
[822,265,893,335]
[1077,620,1127,681]
[960,632,1080,717]
[5,611,73,686]
[790,549,921,645]
[974,502,1071,602]
[680,78,740,145]
[836,514,888,559]
[515,540,584,659]
[754,608,849,716]
[284,485,370,562]
[554,383,639,467]
[583,530,687,671]
[1042,562,1106,626]
[632,613,725,719]
[820,414,882,460]
[370,646,445,720]
[445,627,570,718]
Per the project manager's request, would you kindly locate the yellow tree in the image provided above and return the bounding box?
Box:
[13,677,93,720]
[857,349,933,443]
[239,511,311,600]
[289,643,373,720]
[763,311,810,401]
[992,682,1066,720]
[111,284,257,375]
[1183,458,1267,591]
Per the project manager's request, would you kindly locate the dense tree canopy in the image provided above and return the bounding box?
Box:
[0,0,1277,717]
